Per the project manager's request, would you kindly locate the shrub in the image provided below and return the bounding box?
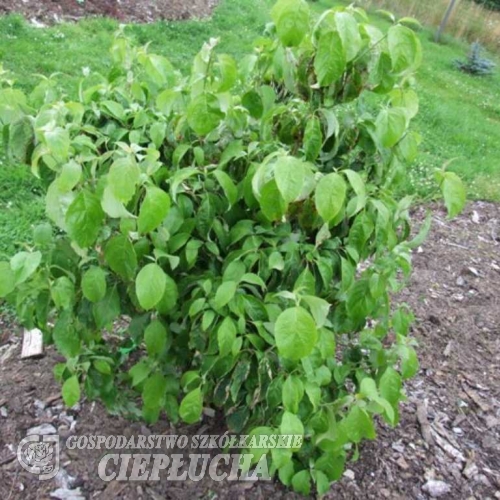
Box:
[455,41,495,75]
[0,0,464,494]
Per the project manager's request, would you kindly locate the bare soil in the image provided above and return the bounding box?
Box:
[1,201,500,499]
[0,0,219,24]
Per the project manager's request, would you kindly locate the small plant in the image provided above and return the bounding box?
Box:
[455,41,495,75]
[0,0,464,495]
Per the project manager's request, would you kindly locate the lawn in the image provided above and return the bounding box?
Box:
[0,0,499,257]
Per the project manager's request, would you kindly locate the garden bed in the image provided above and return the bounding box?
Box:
[1,201,499,499]
[0,0,219,24]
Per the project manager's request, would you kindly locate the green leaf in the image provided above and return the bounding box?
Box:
[9,116,34,164]
[156,275,179,314]
[129,359,151,387]
[45,127,70,162]
[187,93,223,136]
[93,287,121,329]
[101,100,125,120]
[51,276,75,310]
[144,320,168,356]
[388,25,422,74]
[400,346,419,379]
[344,406,376,443]
[314,173,347,222]
[53,313,81,358]
[214,281,237,309]
[282,375,304,414]
[138,186,171,234]
[375,108,407,148]
[275,307,318,361]
[303,116,322,161]
[212,170,238,207]
[65,190,104,248]
[33,223,53,246]
[242,90,264,119]
[108,157,141,204]
[379,367,402,406]
[143,372,167,409]
[62,375,80,408]
[217,54,238,92]
[302,295,330,328]
[269,251,285,271]
[260,180,287,221]
[360,377,378,400]
[179,387,203,424]
[82,267,107,303]
[274,156,306,204]
[136,264,167,310]
[314,470,331,496]
[104,235,138,281]
[57,161,82,192]
[315,31,346,87]
[217,317,237,357]
[0,262,16,297]
[343,169,367,215]
[271,0,310,47]
[10,251,41,285]
[281,411,304,441]
[440,171,466,218]
[291,470,311,495]
[335,12,362,62]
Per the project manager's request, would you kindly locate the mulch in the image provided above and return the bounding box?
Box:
[0,0,219,24]
[1,200,500,499]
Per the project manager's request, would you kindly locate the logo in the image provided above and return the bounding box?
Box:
[17,434,60,480]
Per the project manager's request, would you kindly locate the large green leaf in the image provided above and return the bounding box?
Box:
[303,116,322,161]
[136,263,167,310]
[108,157,141,204]
[375,108,407,149]
[82,266,107,303]
[62,375,80,408]
[388,25,422,74]
[8,116,34,164]
[10,251,41,285]
[144,320,168,356]
[271,0,310,47]
[440,171,466,218]
[335,12,362,62]
[187,93,223,136]
[104,235,138,281]
[65,190,104,248]
[314,173,346,222]
[138,187,171,234]
[275,307,318,360]
[314,31,345,87]
[0,262,16,297]
[179,387,203,424]
[274,156,306,204]
[217,317,237,357]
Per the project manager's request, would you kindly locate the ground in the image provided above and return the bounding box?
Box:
[0,0,219,24]
[1,202,499,499]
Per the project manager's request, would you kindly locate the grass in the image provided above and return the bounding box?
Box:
[0,0,499,256]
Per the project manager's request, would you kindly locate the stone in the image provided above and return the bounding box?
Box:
[422,480,451,497]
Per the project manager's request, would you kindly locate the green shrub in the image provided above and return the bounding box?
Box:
[0,0,464,494]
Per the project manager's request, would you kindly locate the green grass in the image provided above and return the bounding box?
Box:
[0,0,499,256]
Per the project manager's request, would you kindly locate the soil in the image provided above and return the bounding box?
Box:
[0,0,219,25]
[1,201,500,500]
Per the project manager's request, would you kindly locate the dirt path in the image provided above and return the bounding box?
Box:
[0,0,219,24]
[1,201,499,499]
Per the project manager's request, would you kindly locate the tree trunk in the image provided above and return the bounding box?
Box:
[435,0,458,43]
